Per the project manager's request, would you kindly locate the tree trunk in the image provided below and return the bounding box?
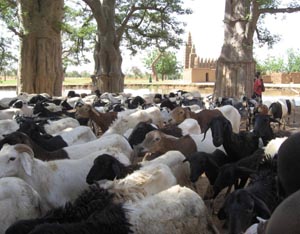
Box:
[87,0,123,93]
[17,0,64,96]
[214,0,259,99]
[151,52,162,82]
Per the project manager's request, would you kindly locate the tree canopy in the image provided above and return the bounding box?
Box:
[257,48,300,73]
[144,49,182,80]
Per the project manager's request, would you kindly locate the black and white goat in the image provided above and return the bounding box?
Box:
[204,115,260,161]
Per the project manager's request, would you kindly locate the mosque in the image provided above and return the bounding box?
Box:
[183,32,217,83]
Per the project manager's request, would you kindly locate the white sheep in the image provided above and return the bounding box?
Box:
[0,108,24,120]
[0,144,130,210]
[103,106,164,136]
[190,129,226,153]
[141,150,192,188]
[63,133,133,161]
[178,118,201,135]
[52,125,97,146]
[0,177,42,234]
[99,163,177,203]
[125,185,218,234]
[0,119,19,139]
[43,117,80,135]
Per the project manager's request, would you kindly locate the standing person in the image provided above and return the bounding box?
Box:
[253,71,264,103]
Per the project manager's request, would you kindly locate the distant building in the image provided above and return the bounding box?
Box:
[183,32,217,83]
[262,72,300,84]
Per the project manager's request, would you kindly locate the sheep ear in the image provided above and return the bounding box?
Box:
[15,144,34,176]
[20,153,33,176]
[251,194,271,219]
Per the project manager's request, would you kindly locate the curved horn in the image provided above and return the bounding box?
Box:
[14,144,34,156]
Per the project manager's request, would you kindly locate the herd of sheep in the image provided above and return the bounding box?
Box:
[0,89,299,234]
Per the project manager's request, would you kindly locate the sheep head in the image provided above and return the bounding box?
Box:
[0,144,34,177]
[75,104,95,119]
[169,107,189,124]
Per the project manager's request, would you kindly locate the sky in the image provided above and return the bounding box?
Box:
[120,0,300,74]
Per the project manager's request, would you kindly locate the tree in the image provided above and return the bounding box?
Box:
[256,48,300,73]
[126,66,144,79]
[286,48,300,73]
[62,1,96,72]
[214,0,300,99]
[144,49,181,81]
[256,56,285,73]
[0,37,17,76]
[0,1,18,76]
[0,0,95,96]
[82,0,191,92]
[16,0,65,96]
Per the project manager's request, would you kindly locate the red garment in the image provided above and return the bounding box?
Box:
[253,78,262,96]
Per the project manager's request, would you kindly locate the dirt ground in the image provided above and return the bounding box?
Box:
[195,100,300,234]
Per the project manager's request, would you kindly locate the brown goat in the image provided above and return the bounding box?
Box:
[75,104,118,132]
[169,107,223,133]
[136,130,197,160]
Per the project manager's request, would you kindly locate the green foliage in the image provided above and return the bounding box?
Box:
[0,0,18,73]
[286,48,300,73]
[117,0,192,55]
[256,48,300,73]
[255,0,300,48]
[0,37,17,74]
[143,49,182,79]
[65,70,91,77]
[62,1,96,71]
[0,0,18,31]
[256,56,285,73]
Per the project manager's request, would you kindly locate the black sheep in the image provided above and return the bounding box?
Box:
[5,184,132,234]
[24,204,131,234]
[277,131,300,198]
[127,120,157,148]
[183,149,229,186]
[218,157,280,234]
[86,154,141,184]
[18,120,68,151]
[127,120,183,149]
[205,115,260,161]
[0,131,69,160]
[213,148,265,198]
[265,189,300,234]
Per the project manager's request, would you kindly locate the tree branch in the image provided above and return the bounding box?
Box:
[7,26,22,37]
[116,3,165,43]
[259,6,300,15]
[82,0,106,32]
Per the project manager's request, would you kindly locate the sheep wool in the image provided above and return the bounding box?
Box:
[125,185,218,234]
